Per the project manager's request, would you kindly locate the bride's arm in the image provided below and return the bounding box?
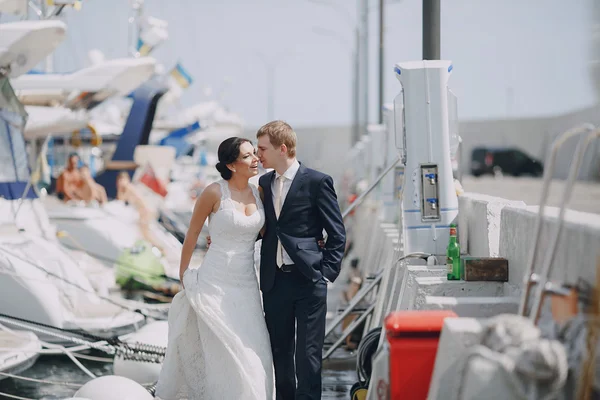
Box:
[180,183,220,284]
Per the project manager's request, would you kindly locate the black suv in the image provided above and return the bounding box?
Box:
[470,147,543,177]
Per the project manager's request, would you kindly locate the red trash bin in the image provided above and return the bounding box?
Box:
[385,310,457,400]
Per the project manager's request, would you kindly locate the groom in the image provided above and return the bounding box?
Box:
[256,120,346,400]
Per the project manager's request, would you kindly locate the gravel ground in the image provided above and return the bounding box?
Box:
[460,176,600,215]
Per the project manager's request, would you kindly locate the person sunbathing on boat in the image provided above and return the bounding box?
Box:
[74,164,108,205]
[116,171,164,253]
[55,152,83,202]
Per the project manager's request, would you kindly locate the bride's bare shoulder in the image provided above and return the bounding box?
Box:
[200,182,222,201]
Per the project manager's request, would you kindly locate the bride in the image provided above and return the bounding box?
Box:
[155,137,274,400]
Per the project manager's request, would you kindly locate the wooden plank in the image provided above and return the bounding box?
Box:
[462,257,509,282]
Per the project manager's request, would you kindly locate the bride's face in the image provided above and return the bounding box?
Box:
[230,141,259,178]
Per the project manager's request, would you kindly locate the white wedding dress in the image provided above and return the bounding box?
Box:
[155,180,275,400]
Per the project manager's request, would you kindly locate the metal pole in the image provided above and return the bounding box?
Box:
[312,25,358,142]
[378,0,384,123]
[353,34,361,144]
[323,303,376,360]
[128,0,144,57]
[342,156,400,219]
[324,272,383,338]
[267,64,274,121]
[422,0,440,60]
[39,0,54,72]
[136,1,143,57]
[361,0,369,132]
[256,51,293,121]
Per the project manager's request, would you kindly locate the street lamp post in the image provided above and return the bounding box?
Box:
[360,0,369,133]
[312,27,361,145]
[378,0,384,124]
[423,0,440,60]
[308,0,364,144]
[310,0,403,133]
[376,0,403,124]
[255,51,293,121]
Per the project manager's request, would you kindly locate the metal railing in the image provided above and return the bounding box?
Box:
[341,156,401,220]
[519,124,600,322]
[323,303,376,360]
[322,249,431,360]
[322,158,403,360]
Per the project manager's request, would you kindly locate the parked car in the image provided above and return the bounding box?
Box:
[470,147,543,177]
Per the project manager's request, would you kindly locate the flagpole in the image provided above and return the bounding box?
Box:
[129,0,144,57]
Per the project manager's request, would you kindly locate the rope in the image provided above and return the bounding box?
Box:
[0,314,166,364]
[450,314,568,400]
[0,391,35,400]
[0,313,120,347]
[0,265,170,315]
[0,245,168,319]
[0,372,83,387]
[71,353,114,362]
[0,317,99,378]
[0,323,105,355]
[455,345,567,400]
[0,322,105,377]
[0,347,112,362]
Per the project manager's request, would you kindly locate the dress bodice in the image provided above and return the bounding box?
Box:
[207,180,264,255]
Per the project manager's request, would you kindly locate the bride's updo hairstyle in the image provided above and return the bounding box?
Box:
[215,137,252,180]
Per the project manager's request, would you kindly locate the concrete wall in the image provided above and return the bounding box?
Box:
[457,193,526,258]
[500,204,600,295]
[458,192,600,297]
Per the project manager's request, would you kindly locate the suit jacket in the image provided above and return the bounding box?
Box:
[259,163,346,292]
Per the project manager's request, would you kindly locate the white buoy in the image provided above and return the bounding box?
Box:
[74,375,152,400]
[113,320,169,384]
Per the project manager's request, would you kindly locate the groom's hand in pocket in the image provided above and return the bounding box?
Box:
[318,239,325,249]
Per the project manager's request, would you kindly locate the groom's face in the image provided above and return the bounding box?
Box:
[257,135,279,169]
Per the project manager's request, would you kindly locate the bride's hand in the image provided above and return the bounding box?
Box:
[179,270,187,289]
[206,235,212,249]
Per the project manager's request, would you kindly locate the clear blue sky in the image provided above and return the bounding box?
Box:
[10,0,599,127]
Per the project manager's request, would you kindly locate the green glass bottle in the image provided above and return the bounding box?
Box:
[446,224,461,280]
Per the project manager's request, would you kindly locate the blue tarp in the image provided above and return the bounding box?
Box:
[0,77,35,200]
[158,120,201,158]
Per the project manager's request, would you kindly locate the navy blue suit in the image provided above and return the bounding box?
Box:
[259,163,346,400]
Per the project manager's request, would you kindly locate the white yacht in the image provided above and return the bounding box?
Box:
[12,53,157,110]
[0,20,147,343]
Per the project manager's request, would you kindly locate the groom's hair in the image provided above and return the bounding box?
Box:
[256,120,297,158]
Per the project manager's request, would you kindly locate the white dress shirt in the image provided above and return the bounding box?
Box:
[272,159,300,265]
